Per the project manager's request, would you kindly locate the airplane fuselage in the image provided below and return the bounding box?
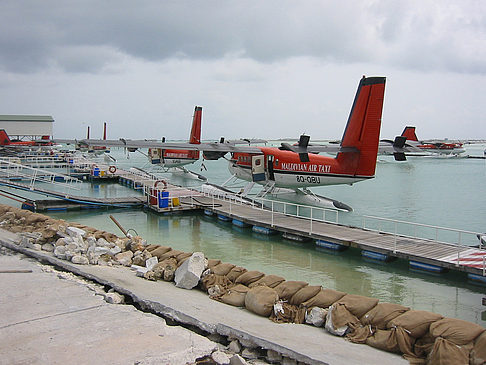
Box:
[149,148,200,168]
[228,148,372,189]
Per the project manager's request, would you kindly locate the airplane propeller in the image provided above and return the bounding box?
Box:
[392,136,407,161]
[280,134,311,162]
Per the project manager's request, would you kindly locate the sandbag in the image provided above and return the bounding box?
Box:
[149,246,172,259]
[388,310,443,338]
[361,302,410,330]
[429,317,485,345]
[470,331,486,365]
[225,266,247,282]
[200,274,232,292]
[245,286,279,317]
[207,259,222,269]
[145,244,161,252]
[235,270,265,286]
[366,329,401,353]
[289,285,322,306]
[158,249,183,261]
[248,274,285,288]
[346,323,373,344]
[301,288,346,309]
[219,284,250,307]
[335,294,379,319]
[271,301,306,324]
[427,337,473,365]
[153,257,178,271]
[211,262,236,276]
[274,281,308,301]
[328,302,360,331]
[413,332,436,359]
[176,252,193,262]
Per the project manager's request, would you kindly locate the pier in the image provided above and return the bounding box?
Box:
[1,156,485,280]
[184,191,486,279]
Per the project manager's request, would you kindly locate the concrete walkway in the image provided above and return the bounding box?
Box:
[0,246,217,365]
[0,230,407,365]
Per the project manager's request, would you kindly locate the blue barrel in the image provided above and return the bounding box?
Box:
[93,167,100,177]
[158,191,169,208]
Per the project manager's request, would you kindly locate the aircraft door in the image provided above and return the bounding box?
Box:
[267,155,275,181]
[251,155,265,182]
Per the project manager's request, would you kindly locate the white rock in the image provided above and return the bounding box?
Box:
[54,246,67,260]
[66,242,79,252]
[104,292,124,304]
[135,266,151,277]
[94,246,110,255]
[55,237,67,246]
[282,358,297,365]
[212,350,230,365]
[228,340,242,354]
[66,226,86,237]
[305,307,327,327]
[109,246,122,256]
[87,251,99,265]
[96,237,113,247]
[266,349,282,363]
[115,251,133,266]
[33,243,42,251]
[174,252,206,289]
[41,243,54,252]
[71,255,89,265]
[145,256,158,271]
[241,348,259,360]
[229,354,247,365]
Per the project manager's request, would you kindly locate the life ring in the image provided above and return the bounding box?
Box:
[154,179,167,190]
[109,165,117,174]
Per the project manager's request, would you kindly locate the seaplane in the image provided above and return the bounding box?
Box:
[78,76,393,211]
[75,123,110,155]
[399,126,466,156]
[0,129,54,147]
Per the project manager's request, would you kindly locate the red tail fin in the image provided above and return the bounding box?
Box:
[103,122,107,140]
[337,76,386,177]
[0,130,11,145]
[189,106,202,144]
[401,126,418,141]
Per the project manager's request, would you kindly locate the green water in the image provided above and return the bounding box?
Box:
[0,143,485,326]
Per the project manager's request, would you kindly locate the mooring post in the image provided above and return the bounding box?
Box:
[109,214,128,237]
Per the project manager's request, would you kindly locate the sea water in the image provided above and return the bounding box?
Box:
[1,143,485,326]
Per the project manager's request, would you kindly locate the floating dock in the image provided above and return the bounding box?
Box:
[193,194,486,279]
[2,156,485,280]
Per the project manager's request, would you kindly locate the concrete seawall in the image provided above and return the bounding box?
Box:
[0,228,406,365]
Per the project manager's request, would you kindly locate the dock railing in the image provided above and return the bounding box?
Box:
[195,186,485,273]
[0,158,82,194]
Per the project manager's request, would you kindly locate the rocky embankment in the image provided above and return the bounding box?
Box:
[1,203,486,365]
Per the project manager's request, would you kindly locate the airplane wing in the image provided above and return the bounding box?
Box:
[57,138,265,155]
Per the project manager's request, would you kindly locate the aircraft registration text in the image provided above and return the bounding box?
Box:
[296,176,321,184]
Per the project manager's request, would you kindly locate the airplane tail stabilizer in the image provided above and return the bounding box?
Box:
[0,129,11,145]
[189,106,202,144]
[338,76,386,177]
[401,126,418,141]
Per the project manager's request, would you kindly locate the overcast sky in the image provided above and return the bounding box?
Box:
[1,1,485,141]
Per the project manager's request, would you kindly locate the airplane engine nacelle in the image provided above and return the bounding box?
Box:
[203,151,227,160]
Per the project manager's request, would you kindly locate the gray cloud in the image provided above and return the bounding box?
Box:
[1,1,485,74]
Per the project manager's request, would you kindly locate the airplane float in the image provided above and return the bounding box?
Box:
[76,76,389,211]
